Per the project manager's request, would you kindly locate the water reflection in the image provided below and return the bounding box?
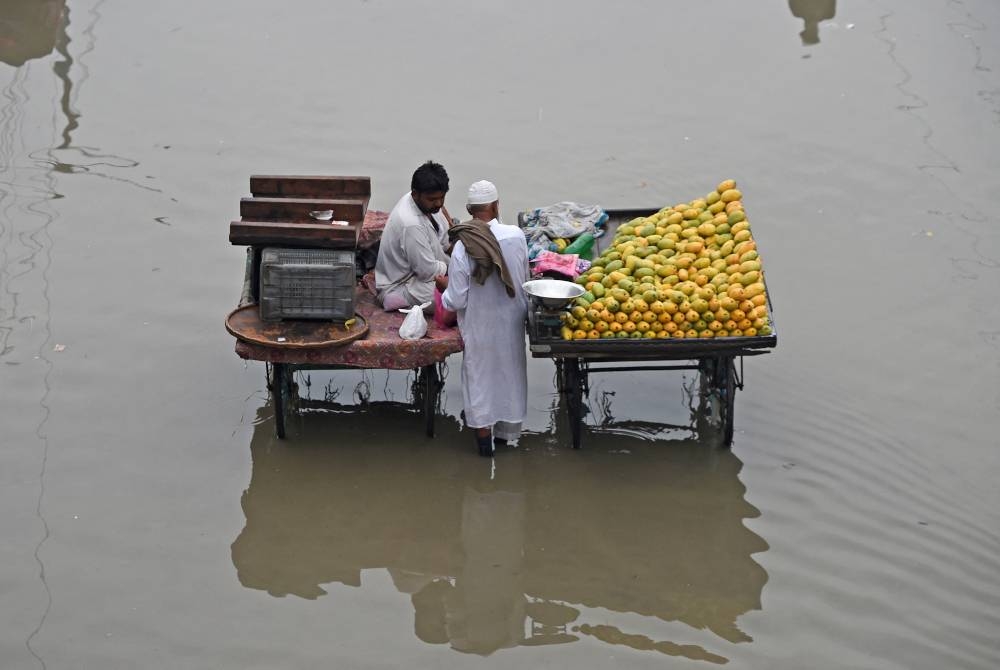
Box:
[232,399,769,659]
[1,0,151,193]
[788,0,836,46]
[0,0,66,67]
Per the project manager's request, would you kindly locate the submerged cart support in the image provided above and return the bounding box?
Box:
[231,286,463,441]
[266,362,290,439]
[264,361,443,441]
[557,356,739,449]
[562,358,585,449]
[417,363,440,438]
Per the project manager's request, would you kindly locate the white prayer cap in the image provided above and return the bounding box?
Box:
[467,180,498,205]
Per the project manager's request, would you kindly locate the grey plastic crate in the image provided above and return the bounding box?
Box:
[259,247,356,322]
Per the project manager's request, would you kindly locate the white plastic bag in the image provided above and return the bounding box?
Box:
[398,302,431,340]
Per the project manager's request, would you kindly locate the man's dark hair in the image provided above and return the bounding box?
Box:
[411,161,449,194]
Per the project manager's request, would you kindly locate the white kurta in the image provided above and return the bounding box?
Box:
[375,192,451,305]
[441,219,530,431]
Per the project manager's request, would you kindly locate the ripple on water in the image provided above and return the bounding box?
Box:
[740,372,1000,669]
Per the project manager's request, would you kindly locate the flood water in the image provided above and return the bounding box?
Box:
[2,1,999,668]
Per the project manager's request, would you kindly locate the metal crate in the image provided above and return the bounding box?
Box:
[259,247,356,322]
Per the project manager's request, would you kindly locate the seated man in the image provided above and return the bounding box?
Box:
[375,161,453,312]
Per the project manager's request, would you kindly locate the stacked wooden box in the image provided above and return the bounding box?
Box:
[230,175,371,321]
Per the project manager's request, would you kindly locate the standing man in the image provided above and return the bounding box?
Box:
[376,161,453,312]
[437,181,530,457]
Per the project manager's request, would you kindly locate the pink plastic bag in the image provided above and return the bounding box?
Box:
[531,251,580,279]
[433,288,458,328]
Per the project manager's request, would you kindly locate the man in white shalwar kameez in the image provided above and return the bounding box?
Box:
[375,161,453,312]
[438,181,529,457]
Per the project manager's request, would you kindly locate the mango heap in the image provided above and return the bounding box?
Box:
[560,180,772,341]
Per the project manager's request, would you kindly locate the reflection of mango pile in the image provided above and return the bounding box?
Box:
[561,180,771,341]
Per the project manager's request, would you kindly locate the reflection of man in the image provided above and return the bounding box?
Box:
[448,485,526,654]
[375,161,453,312]
[0,0,66,67]
[789,0,836,45]
[408,483,527,655]
[437,180,529,457]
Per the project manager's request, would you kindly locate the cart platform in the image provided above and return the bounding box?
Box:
[233,285,463,369]
[528,306,775,359]
[231,285,463,439]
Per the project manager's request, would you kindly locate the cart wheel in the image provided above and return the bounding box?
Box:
[565,358,584,449]
[421,364,439,438]
[271,363,288,439]
[717,357,736,448]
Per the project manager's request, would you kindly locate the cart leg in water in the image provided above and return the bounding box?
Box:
[266,362,292,440]
[418,364,439,438]
[709,356,738,448]
[562,358,587,450]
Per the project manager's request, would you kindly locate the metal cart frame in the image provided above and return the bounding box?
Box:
[232,245,459,441]
[264,360,443,440]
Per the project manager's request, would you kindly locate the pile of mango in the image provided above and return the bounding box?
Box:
[560,180,771,341]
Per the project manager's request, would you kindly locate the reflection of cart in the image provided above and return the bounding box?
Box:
[526,208,777,449]
[231,405,768,656]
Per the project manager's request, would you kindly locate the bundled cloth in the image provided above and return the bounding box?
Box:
[521,202,608,259]
[519,202,608,260]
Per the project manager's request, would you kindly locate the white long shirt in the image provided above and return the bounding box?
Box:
[375,193,451,304]
[442,219,530,429]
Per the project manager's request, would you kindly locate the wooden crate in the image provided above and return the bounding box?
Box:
[230,175,373,303]
[229,175,371,249]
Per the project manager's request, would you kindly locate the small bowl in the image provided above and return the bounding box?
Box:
[522,279,585,310]
[309,209,333,221]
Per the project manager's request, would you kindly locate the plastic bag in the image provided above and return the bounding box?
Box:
[433,288,458,328]
[519,202,608,261]
[520,202,608,239]
[399,302,432,340]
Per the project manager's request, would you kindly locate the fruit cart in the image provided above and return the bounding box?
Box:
[525,207,777,449]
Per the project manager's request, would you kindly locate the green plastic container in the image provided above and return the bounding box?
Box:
[562,232,595,260]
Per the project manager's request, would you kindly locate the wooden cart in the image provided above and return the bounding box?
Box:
[228,281,463,440]
[226,175,463,440]
[526,208,777,449]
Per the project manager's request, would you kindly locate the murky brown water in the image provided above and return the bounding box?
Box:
[2,0,999,668]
